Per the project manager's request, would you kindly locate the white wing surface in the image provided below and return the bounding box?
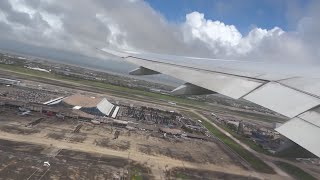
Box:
[101,48,320,157]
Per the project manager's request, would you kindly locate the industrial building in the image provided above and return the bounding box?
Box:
[0,78,20,85]
[159,127,182,135]
[62,94,119,118]
[43,97,65,105]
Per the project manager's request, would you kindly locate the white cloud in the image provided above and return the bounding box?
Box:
[185,12,242,47]
[235,27,284,54]
[0,0,319,64]
[8,0,36,15]
[182,12,286,57]
[95,13,130,49]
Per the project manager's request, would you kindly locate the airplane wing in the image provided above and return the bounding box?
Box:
[101,48,320,157]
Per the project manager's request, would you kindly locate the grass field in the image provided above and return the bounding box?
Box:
[275,161,316,180]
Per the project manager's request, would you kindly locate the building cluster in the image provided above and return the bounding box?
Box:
[214,115,284,153]
[0,54,15,64]
[119,106,181,127]
[0,77,214,144]
[0,78,20,86]
[1,90,213,142]
[179,117,203,133]
[0,83,63,104]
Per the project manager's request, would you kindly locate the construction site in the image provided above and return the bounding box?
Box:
[0,78,266,179]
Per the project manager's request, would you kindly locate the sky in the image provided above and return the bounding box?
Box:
[0,0,319,66]
[146,0,292,33]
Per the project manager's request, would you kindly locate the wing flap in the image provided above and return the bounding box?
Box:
[279,77,320,98]
[127,57,264,99]
[171,83,215,95]
[276,117,320,157]
[129,66,160,75]
[244,82,320,118]
[298,106,320,127]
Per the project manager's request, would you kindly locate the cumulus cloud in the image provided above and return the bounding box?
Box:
[0,0,319,64]
[184,12,242,49]
[182,12,285,57]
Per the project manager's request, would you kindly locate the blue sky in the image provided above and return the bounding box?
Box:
[145,0,310,34]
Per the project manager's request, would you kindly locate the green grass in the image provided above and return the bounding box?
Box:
[216,121,273,156]
[131,174,142,180]
[240,137,272,155]
[183,110,275,174]
[130,167,143,180]
[175,173,189,179]
[275,161,316,180]
[224,108,287,123]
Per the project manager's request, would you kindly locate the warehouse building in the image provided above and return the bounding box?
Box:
[0,78,20,85]
[62,94,118,117]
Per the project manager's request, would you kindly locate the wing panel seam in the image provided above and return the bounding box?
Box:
[127,56,267,83]
[296,117,320,129]
[278,82,320,99]
[239,81,269,99]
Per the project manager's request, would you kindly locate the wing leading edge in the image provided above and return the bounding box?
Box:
[101,48,320,157]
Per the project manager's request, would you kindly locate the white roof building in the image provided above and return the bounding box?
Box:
[63,95,115,117]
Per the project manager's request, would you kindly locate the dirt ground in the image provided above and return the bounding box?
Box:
[0,106,277,179]
[166,167,260,180]
[0,139,152,179]
[94,138,130,151]
[0,111,234,167]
